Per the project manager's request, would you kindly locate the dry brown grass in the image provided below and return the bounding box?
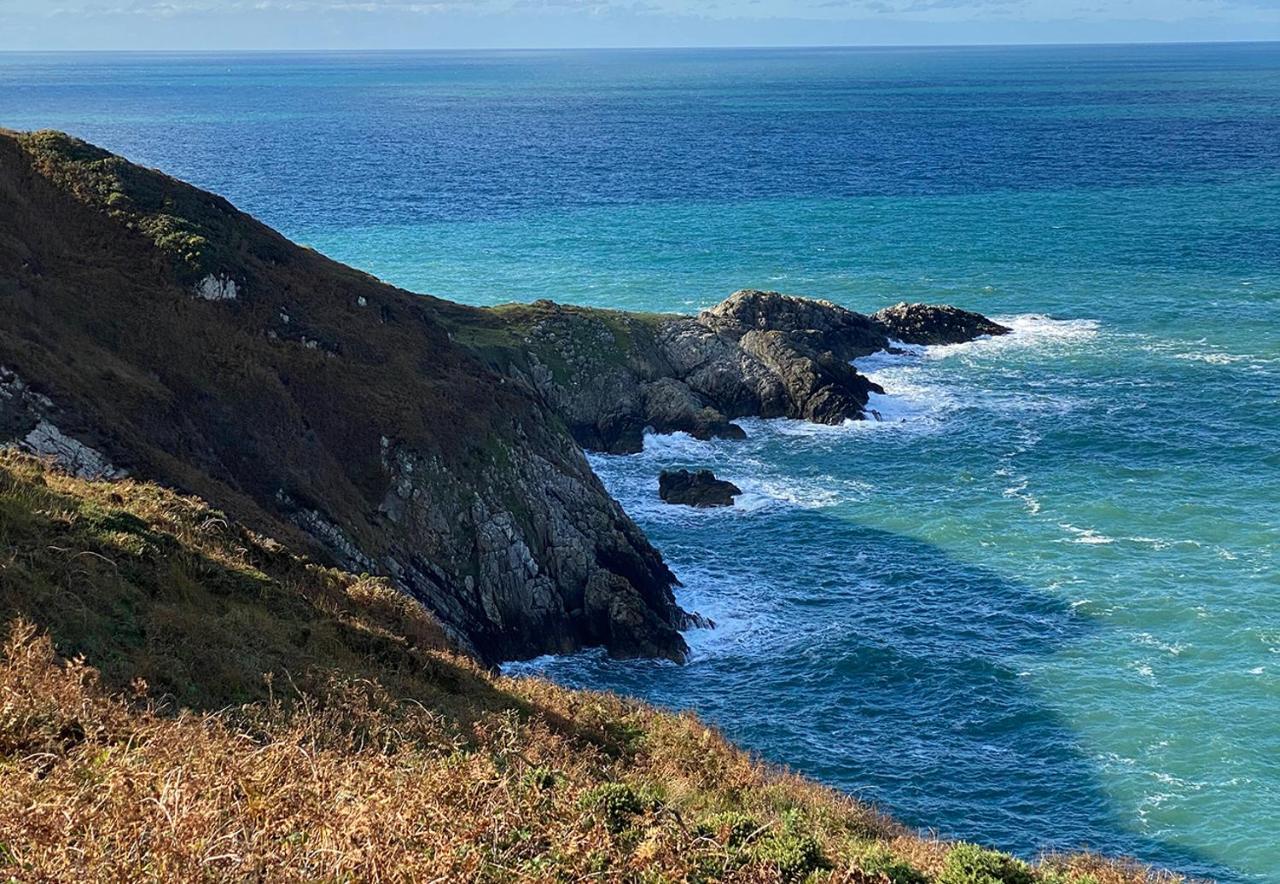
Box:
[0,454,1185,883]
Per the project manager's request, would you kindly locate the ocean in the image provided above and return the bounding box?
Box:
[2,44,1276,882]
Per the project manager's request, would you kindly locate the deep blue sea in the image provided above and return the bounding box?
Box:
[2,44,1277,882]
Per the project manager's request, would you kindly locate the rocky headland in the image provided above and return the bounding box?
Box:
[0,130,1008,667]
[440,289,1008,455]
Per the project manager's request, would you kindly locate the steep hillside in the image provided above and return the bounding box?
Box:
[0,129,689,664]
[0,453,1172,883]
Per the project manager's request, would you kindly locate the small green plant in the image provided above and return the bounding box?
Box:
[754,814,827,883]
[938,843,1034,884]
[694,810,761,849]
[579,782,645,832]
[851,840,927,884]
[520,765,558,792]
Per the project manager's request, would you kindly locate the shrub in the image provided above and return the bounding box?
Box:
[939,843,1035,884]
[754,815,827,883]
[850,840,928,884]
[694,810,762,849]
[579,782,646,832]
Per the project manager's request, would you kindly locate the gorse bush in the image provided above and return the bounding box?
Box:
[579,781,648,832]
[695,810,764,849]
[939,843,1036,884]
[854,839,930,884]
[752,811,828,882]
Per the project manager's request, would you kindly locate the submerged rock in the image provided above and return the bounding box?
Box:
[659,469,742,508]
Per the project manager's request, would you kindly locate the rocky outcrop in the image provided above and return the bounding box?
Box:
[659,469,742,508]
[463,290,1006,454]
[0,366,124,480]
[871,302,1011,346]
[195,273,239,301]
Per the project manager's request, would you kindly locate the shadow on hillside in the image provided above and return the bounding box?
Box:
[0,462,628,759]
[527,507,1244,883]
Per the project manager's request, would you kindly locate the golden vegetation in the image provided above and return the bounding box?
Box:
[0,453,1180,882]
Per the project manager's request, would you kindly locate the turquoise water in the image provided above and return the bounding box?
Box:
[2,45,1277,881]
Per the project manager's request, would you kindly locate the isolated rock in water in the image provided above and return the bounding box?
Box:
[871,302,1011,346]
[659,469,742,508]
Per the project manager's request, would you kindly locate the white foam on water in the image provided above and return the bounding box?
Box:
[1001,476,1042,515]
[966,314,1101,352]
[1137,335,1277,371]
[1134,632,1188,656]
[1130,661,1158,682]
[636,429,718,458]
[1058,523,1116,545]
[848,314,1102,432]
[589,430,864,518]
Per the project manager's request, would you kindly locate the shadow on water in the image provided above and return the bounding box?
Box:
[537,508,1247,883]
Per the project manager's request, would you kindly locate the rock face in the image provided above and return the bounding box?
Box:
[456,290,1006,455]
[658,469,742,508]
[0,366,124,480]
[871,302,1011,346]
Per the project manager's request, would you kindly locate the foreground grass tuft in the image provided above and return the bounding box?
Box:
[0,452,1187,881]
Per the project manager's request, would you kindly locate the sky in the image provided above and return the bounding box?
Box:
[2,0,1278,50]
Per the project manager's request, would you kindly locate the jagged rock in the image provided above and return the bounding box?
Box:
[659,469,742,508]
[195,274,238,301]
[505,289,900,442]
[21,420,123,481]
[641,378,745,442]
[699,289,887,361]
[872,302,1011,345]
[0,367,123,480]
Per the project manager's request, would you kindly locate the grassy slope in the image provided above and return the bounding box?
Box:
[0,452,1175,883]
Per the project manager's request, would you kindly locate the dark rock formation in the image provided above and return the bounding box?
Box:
[659,469,742,508]
[871,302,1011,346]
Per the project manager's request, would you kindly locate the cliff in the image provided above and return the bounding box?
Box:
[0,130,688,664]
[0,129,1006,665]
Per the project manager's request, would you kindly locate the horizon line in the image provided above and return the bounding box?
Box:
[2,38,1277,54]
